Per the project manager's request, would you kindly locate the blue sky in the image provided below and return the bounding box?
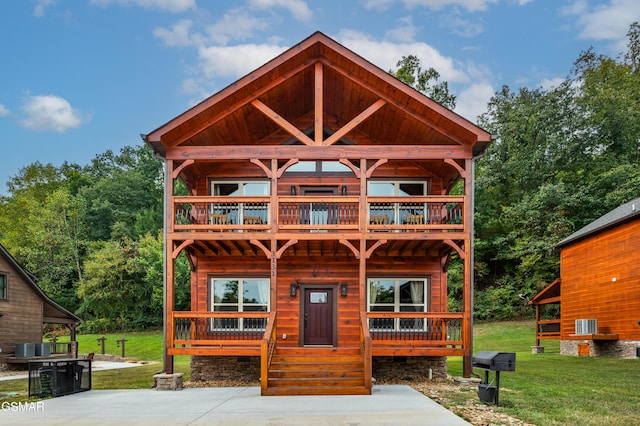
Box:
[1,0,639,194]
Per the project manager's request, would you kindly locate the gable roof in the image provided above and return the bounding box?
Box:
[0,243,81,324]
[144,31,491,158]
[555,197,640,249]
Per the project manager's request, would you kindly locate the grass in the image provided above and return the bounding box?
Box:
[2,321,638,425]
[447,321,640,426]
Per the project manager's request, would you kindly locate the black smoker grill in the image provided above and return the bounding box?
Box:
[472,351,516,405]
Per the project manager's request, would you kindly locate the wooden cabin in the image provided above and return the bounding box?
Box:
[0,243,80,369]
[144,32,492,395]
[530,197,640,358]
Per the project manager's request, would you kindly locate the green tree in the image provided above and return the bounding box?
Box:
[390,55,457,109]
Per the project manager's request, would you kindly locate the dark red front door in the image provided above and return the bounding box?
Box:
[303,288,334,345]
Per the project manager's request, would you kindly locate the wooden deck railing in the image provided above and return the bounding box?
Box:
[260,311,277,394]
[366,312,464,352]
[172,195,464,233]
[359,312,372,391]
[535,319,561,339]
[172,311,270,353]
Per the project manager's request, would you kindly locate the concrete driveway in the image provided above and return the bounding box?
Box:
[2,385,470,425]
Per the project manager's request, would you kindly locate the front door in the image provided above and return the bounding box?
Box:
[303,287,335,345]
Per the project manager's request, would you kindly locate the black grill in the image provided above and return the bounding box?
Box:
[472,351,516,405]
[472,351,516,371]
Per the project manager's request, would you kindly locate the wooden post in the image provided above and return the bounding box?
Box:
[164,159,175,374]
[462,158,473,378]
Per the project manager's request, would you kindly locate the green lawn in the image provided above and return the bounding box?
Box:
[2,321,638,425]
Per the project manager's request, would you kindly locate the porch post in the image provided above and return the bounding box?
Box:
[164,159,174,374]
[462,158,474,378]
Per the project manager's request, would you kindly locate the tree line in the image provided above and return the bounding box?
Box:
[1,23,638,331]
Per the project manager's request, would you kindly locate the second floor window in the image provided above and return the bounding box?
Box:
[208,181,270,225]
[210,181,270,196]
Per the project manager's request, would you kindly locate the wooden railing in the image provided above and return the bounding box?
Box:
[359,312,372,391]
[172,195,464,233]
[536,319,561,339]
[367,196,464,231]
[366,312,464,350]
[260,311,277,394]
[172,311,270,349]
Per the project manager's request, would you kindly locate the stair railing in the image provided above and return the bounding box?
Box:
[260,311,277,394]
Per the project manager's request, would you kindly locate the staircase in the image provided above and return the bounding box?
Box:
[263,347,370,396]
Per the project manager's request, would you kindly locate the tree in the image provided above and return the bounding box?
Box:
[390,55,457,109]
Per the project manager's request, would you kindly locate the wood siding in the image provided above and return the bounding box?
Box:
[560,219,640,340]
[0,256,44,354]
[192,255,445,348]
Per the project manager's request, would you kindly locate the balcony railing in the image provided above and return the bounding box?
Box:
[366,312,464,350]
[172,195,464,233]
[172,311,271,348]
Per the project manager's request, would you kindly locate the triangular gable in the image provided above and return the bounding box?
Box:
[145,32,491,158]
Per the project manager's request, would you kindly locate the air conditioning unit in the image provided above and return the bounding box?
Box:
[575,319,597,335]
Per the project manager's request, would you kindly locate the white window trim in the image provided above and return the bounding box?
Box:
[367,277,430,331]
[210,277,270,331]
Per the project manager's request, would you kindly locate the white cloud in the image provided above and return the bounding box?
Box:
[386,16,419,42]
[89,0,196,13]
[336,30,469,84]
[33,0,55,17]
[454,81,495,123]
[197,43,287,79]
[205,9,269,45]
[0,104,9,116]
[19,95,87,132]
[572,0,640,43]
[539,77,565,91]
[361,0,395,11]
[440,13,484,37]
[401,0,498,12]
[248,0,312,21]
[154,19,196,47]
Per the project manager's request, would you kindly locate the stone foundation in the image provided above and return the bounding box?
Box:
[153,373,184,390]
[189,355,448,383]
[561,340,640,358]
[190,356,261,382]
[372,356,447,381]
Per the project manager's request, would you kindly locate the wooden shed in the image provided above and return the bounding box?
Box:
[0,244,80,369]
[530,197,640,357]
[144,31,492,395]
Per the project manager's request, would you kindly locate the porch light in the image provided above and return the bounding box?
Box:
[341,186,347,196]
[340,283,348,297]
[291,186,296,195]
[290,283,298,297]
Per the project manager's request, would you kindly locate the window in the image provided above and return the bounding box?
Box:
[208,180,270,225]
[210,278,270,331]
[368,181,429,196]
[284,161,355,174]
[367,278,429,330]
[0,274,6,300]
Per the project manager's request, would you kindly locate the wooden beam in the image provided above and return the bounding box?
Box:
[277,239,298,258]
[250,158,272,178]
[251,99,315,146]
[172,240,194,259]
[339,239,360,259]
[315,62,323,145]
[166,145,472,161]
[277,158,299,178]
[339,159,361,178]
[172,159,194,179]
[365,158,388,178]
[366,240,387,259]
[443,239,465,259]
[250,239,271,258]
[323,99,387,146]
[444,159,467,179]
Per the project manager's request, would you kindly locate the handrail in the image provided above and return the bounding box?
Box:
[260,311,277,394]
[360,312,372,391]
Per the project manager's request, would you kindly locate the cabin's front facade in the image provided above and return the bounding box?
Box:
[145,32,491,395]
[0,244,80,370]
[530,197,640,358]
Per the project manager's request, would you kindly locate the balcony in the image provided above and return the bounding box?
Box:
[173,195,464,234]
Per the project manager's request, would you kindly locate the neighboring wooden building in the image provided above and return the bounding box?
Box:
[144,32,492,395]
[0,244,80,369]
[530,197,640,358]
